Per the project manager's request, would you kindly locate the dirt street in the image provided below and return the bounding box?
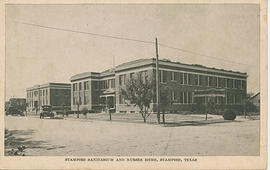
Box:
[5,115,260,156]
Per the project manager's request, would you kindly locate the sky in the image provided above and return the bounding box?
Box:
[5,4,260,100]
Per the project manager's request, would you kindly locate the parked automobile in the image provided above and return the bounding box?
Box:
[6,106,24,116]
[40,105,54,119]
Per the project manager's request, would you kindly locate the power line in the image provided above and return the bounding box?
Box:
[16,21,155,45]
[15,20,249,66]
[158,43,249,66]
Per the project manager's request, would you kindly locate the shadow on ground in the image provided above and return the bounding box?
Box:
[163,119,241,127]
[5,129,66,156]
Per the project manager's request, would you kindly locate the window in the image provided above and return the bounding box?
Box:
[235,80,241,89]
[183,92,187,104]
[79,82,82,91]
[179,91,183,103]
[183,73,187,84]
[199,75,207,86]
[161,71,166,83]
[209,76,217,87]
[241,80,246,89]
[105,80,109,89]
[139,71,147,82]
[84,81,89,90]
[194,74,199,86]
[218,77,225,88]
[92,81,98,89]
[232,79,236,89]
[188,74,198,86]
[217,96,223,104]
[130,73,134,79]
[100,80,105,89]
[235,94,241,104]
[73,83,76,91]
[111,79,115,88]
[171,90,176,101]
[171,72,176,81]
[179,72,183,84]
[84,91,88,105]
[119,74,126,86]
[188,73,192,85]
[227,79,233,88]
[188,92,192,103]
[227,93,233,104]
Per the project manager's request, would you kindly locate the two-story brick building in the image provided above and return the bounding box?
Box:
[70,58,247,114]
[26,83,71,112]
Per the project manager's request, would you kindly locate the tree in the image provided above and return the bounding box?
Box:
[121,73,154,123]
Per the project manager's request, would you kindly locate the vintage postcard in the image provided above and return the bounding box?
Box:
[0,0,267,169]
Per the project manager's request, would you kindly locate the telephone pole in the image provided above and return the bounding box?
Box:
[155,38,160,124]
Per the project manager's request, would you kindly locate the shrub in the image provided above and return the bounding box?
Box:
[81,108,88,115]
[223,110,236,120]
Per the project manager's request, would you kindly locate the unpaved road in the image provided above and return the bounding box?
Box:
[5,115,260,156]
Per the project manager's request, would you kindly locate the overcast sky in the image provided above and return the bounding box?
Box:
[5,4,260,100]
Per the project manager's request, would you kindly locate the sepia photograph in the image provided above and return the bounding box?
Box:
[1,1,267,169]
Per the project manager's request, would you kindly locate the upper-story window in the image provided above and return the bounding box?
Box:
[194,74,199,86]
[227,79,233,88]
[79,82,82,91]
[73,83,76,91]
[232,79,236,89]
[235,80,241,89]
[170,72,176,81]
[119,74,126,86]
[183,73,187,84]
[188,74,199,86]
[209,76,217,87]
[241,80,246,90]
[84,81,89,90]
[179,72,183,84]
[217,77,225,88]
[159,70,166,83]
[199,75,207,86]
[111,79,115,88]
[130,73,134,80]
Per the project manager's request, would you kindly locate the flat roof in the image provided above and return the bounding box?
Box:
[27,83,71,91]
[70,58,247,81]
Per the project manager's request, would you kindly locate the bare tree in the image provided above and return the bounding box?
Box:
[121,73,154,123]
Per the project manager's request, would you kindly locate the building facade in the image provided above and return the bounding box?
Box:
[70,58,247,113]
[26,83,71,112]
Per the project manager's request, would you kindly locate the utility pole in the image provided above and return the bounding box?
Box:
[155,38,160,124]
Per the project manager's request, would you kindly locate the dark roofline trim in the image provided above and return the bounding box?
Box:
[115,62,247,79]
[158,64,247,79]
[71,76,100,82]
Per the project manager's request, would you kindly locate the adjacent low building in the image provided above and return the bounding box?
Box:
[70,58,247,114]
[248,92,260,111]
[26,83,71,112]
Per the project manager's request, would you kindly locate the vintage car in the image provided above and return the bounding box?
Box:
[6,106,24,116]
[40,105,54,119]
